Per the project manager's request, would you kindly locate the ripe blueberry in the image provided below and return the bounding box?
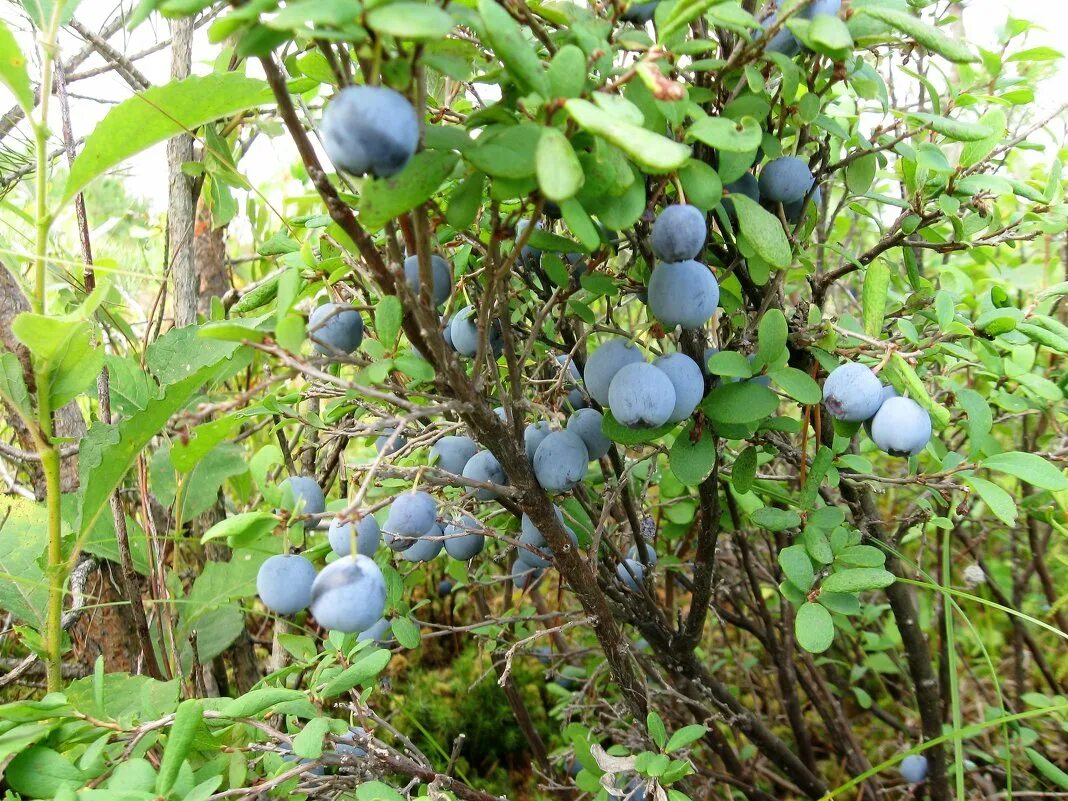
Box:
[648,260,720,329]
[652,352,705,423]
[627,542,658,566]
[256,554,316,614]
[385,491,437,539]
[566,408,611,460]
[321,85,419,178]
[608,362,677,428]
[822,362,883,422]
[279,475,326,517]
[869,396,932,457]
[584,338,645,406]
[444,514,486,560]
[616,558,645,592]
[524,421,552,464]
[759,156,814,204]
[375,428,407,456]
[762,12,801,56]
[403,254,452,307]
[328,515,381,558]
[309,555,387,633]
[400,523,444,562]
[462,449,508,499]
[533,431,589,493]
[651,204,707,262]
[899,754,928,784]
[308,303,364,355]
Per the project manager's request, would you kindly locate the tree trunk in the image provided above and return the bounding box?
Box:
[194,196,230,316]
[167,17,196,328]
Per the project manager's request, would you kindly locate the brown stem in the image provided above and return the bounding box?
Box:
[842,485,950,801]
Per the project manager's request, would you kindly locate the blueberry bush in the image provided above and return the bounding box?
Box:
[0,1,1066,799]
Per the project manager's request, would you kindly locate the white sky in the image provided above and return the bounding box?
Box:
[0,0,1066,214]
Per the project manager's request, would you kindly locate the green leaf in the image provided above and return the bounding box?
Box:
[731,446,757,494]
[561,198,601,252]
[981,452,1068,492]
[845,153,877,195]
[795,602,835,653]
[156,699,202,794]
[12,313,103,410]
[962,475,1017,526]
[687,115,762,153]
[65,74,272,202]
[757,308,787,364]
[478,0,549,97]
[536,127,584,202]
[376,295,403,352]
[602,410,676,445]
[0,352,31,423]
[802,527,833,565]
[445,172,484,230]
[647,711,667,750]
[147,321,244,386]
[665,724,707,753]
[778,544,814,590]
[0,20,33,115]
[19,0,81,31]
[820,568,895,593]
[885,353,950,429]
[800,446,833,510]
[819,592,859,615]
[862,259,890,338]
[1025,748,1068,790]
[565,98,690,174]
[659,0,729,40]
[466,124,540,179]
[366,2,452,40]
[393,351,434,382]
[669,424,716,485]
[769,367,822,405]
[320,648,392,698]
[906,112,992,142]
[198,320,269,344]
[702,380,779,424]
[856,7,977,64]
[356,781,406,801]
[358,150,459,229]
[959,109,1006,167]
[678,160,722,211]
[200,511,278,545]
[67,672,178,722]
[292,717,332,759]
[220,688,305,719]
[706,350,752,378]
[5,746,85,799]
[836,545,886,568]
[391,616,421,649]
[728,194,791,269]
[77,364,232,542]
[0,498,47,628]
[547,44,587,98]
[807,13,853,59]
[754,507,802,532]
[170,415,242,473]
